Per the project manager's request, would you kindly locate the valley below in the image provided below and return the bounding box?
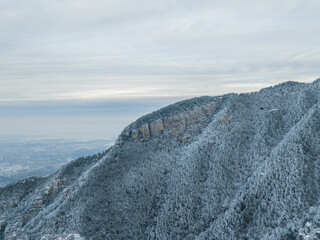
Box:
[0,138,113,187]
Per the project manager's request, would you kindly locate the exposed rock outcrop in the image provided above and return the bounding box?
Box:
[119,101,219,143]
[138,123,150,139]
[149,119,164,137]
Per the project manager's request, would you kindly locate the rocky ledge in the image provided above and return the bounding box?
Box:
[118,101,219,143]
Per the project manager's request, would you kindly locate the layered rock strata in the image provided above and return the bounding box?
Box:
[119,102,218,143]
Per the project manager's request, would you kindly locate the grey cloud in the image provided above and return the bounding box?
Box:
[0,0,319,102]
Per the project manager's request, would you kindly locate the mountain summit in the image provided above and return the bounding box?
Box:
[1,80,320,239]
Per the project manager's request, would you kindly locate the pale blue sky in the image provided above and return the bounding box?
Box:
[0,0,319,139]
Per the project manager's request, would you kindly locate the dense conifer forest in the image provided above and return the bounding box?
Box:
[0,80,320,239]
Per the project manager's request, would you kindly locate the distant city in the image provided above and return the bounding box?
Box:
[0,136,115,187]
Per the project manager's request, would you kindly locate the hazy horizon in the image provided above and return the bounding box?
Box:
[1,81,317,141]
[1,0,319,140]
[0,98,176,140]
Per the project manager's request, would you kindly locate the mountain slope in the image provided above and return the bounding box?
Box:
[1,80,320,239]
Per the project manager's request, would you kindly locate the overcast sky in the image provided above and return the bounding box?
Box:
[1,0,320,139]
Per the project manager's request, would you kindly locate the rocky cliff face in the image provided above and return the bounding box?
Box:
[119,101,219,143]
[1,80,320,240]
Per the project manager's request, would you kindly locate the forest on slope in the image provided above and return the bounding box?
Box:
[0,79,320,240]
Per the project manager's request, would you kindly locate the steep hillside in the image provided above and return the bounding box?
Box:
[1,80,320,239]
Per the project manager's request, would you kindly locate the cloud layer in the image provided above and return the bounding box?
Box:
[1,0,319,102]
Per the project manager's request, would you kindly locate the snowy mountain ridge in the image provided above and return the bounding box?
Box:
[0,79,320,239]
